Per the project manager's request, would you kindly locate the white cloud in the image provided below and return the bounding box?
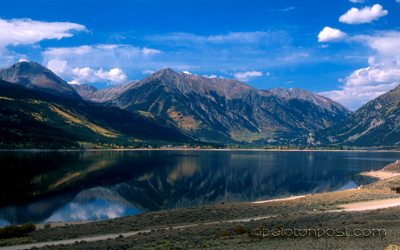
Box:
[339,4,388,24]
[266,72,271,77]
[45,45,93,56]
[47,59,128,85]
[18,58,28,62]
[182,71,192,74]
[0,18,85,54]
[70,67,127,85]
[318,27,347,42]
[234,71,263,81]
[320,31,400,110]
[43,44,162,72]
[44,44,160,58]
[298,52,309,57]
[397,0,400,3]
[202,75,217,78]
[47,59,68,75]
[349,0,365,2]
[352,32,400,57]
[43,44,162,81]
[141,70,155,75]
[142,48,161,55]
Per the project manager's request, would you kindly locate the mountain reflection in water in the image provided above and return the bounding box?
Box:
[0,150,398,225]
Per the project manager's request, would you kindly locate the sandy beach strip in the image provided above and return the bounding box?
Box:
[358,170,400,180]
[253,195,306,203]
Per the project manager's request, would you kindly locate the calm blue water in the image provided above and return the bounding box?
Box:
[0,150,399,226]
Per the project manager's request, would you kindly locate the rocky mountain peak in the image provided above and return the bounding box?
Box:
[0,61,81,99]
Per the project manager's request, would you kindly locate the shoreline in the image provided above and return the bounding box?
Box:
[1,148,399,153]
[253,195,306,204]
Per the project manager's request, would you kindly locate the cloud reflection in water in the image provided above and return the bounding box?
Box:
[44,199,141,223]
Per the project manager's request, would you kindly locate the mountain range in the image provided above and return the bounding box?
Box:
[75,68,351,143]
[6,61,400,148]
[316,84,400,146]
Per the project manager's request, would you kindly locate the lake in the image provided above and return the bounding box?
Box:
[0,150,399,226]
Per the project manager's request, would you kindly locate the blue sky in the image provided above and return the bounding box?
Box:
[1,0,400,110]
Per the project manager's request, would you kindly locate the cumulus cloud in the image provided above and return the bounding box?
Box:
[0,18,85,54]
[339,4,388,24]
[318,27,347,42]
[47,59,68,75]
[47,59,128,85]
[320,31,400,110]
[234,71,263,81]
[353,32,400,57]
[69,67,128,85]
[43,44,161,72]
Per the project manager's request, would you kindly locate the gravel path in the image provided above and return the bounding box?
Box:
[0,216,276,250]
[342,197,400,212]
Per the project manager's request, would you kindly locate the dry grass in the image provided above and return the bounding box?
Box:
[0,97,15,101]
[48,104,120,138]
[218,231,231,238]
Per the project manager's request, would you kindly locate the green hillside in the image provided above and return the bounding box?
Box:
[0,80,198,149]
